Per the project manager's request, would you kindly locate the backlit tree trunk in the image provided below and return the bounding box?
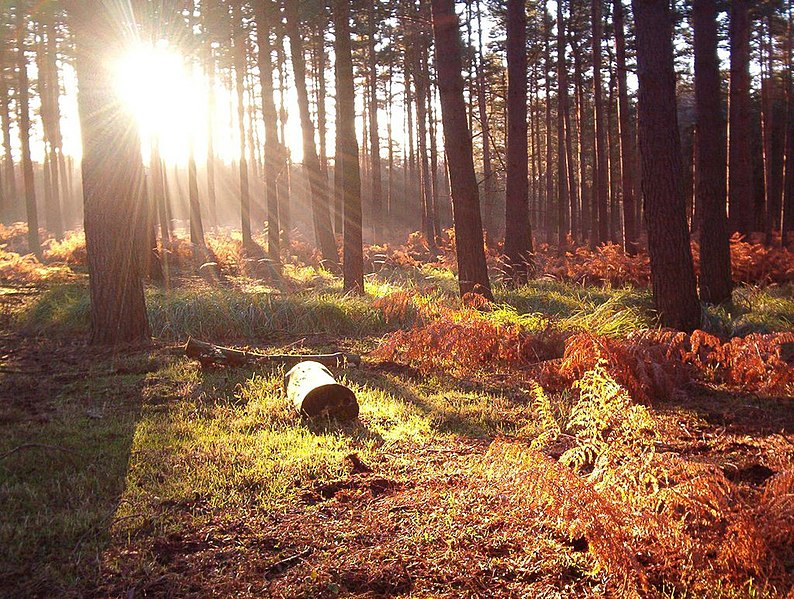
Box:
[17,16,40,258]
[368,0,383,240]
[285,0,338,269]
[254,0,281,261]
[613,0,637,254]
[504,0,533,282]
[728,0,753,235]
[556,0,570,246]
[233,1,252,249]
[693,0,732,304]
[431,0,492,299]
[632,0,701,331]
[70,2,150,345]
[334,0,363,293]
[592,0,609,245]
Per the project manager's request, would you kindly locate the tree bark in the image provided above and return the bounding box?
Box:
[613,0,638,254]
[285,0,339,270]
[783,0,794,244]
[728,0,754,235]
[592,0,609,245]
[414,46,436,246]
[254,0,281,262]
[69,2,150,345]
[431,0,492,299]
[504,0,533,282]
[556,0,570,246]
[334,0,363,293]
[632,0,701,331]
[16,17,40,258]
[233,1,252,249]
[693,0,732,304]
[368,0,383,240]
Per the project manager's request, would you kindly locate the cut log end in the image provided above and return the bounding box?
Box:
[285,361,359,421]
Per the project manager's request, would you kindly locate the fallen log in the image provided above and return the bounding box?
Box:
[184,338,361,369]
[285,361,359,420]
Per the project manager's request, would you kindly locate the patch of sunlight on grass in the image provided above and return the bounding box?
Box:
[117,360,438,523]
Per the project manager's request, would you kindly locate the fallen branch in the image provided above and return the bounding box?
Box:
[264,547,312,578]
[0,443,80,461]
[185,337,361,369]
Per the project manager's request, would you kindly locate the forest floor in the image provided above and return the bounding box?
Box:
[3,228,794,598]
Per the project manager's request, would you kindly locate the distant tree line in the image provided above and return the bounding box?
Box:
[0,0,792,341]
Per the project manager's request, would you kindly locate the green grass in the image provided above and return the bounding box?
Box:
[0,348,526,596]
[4,271,794,596]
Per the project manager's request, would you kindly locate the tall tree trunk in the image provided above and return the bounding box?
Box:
[70,3,150,345]
[17,17,39,257]
[188,144,206,252]
[544,13,554,243]
[632,0,701,331]
[431,0,492,299]
[476,0,495,240]
[428,83,441,238]
[613,0,637,254]
[504,0,533,281]
[150,138,170,282]
[728,0,754,235]
[39,13,64,239]
[368,0,383,240]
[233,2,253,249]
[315,27,329,181]
[556,0,570,246]
[0,43,15,219]
[205,38,218,229]
[693,0,732,304]
[334,0,363,293]
[573,35,590,242]
[285,0,339,269]
[592,0,609,245]
[254,0,281,261]
[783,0,794,244]
[278,39,291,244]
[414,46,436,246]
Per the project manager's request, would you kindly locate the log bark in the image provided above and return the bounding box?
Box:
[284,361,359,420]
[185,338,361,370]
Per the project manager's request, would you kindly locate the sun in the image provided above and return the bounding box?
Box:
[114,41,215,165]
[113,40,307,167]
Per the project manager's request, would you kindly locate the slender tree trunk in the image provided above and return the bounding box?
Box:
[504,0,533,281]
[39,13,64,239]
[150,138,170,282]
[233,2,252,249]
[556,0,570,246]
[728,0,754,235]
[334,0,363,293]
[315,27,329,181]
[414,46,436,246]
[70,3,150,344]
[285,0,338,269]
[613,0,637,254]
[278,39,291,244]
[254,1,281,261]
[476,0,495,240]
[431,0,492,299]
[368,0,383,240]
[783,0,794,244]
[693,0,732,304]
[428,83,441,238]
[632,0,701,331]
[573,36,590,242]
[17,18,39,257]
[592,0,609,245]
[0,45,14,218]
[544,13,554,243]
[205,38,218,229]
